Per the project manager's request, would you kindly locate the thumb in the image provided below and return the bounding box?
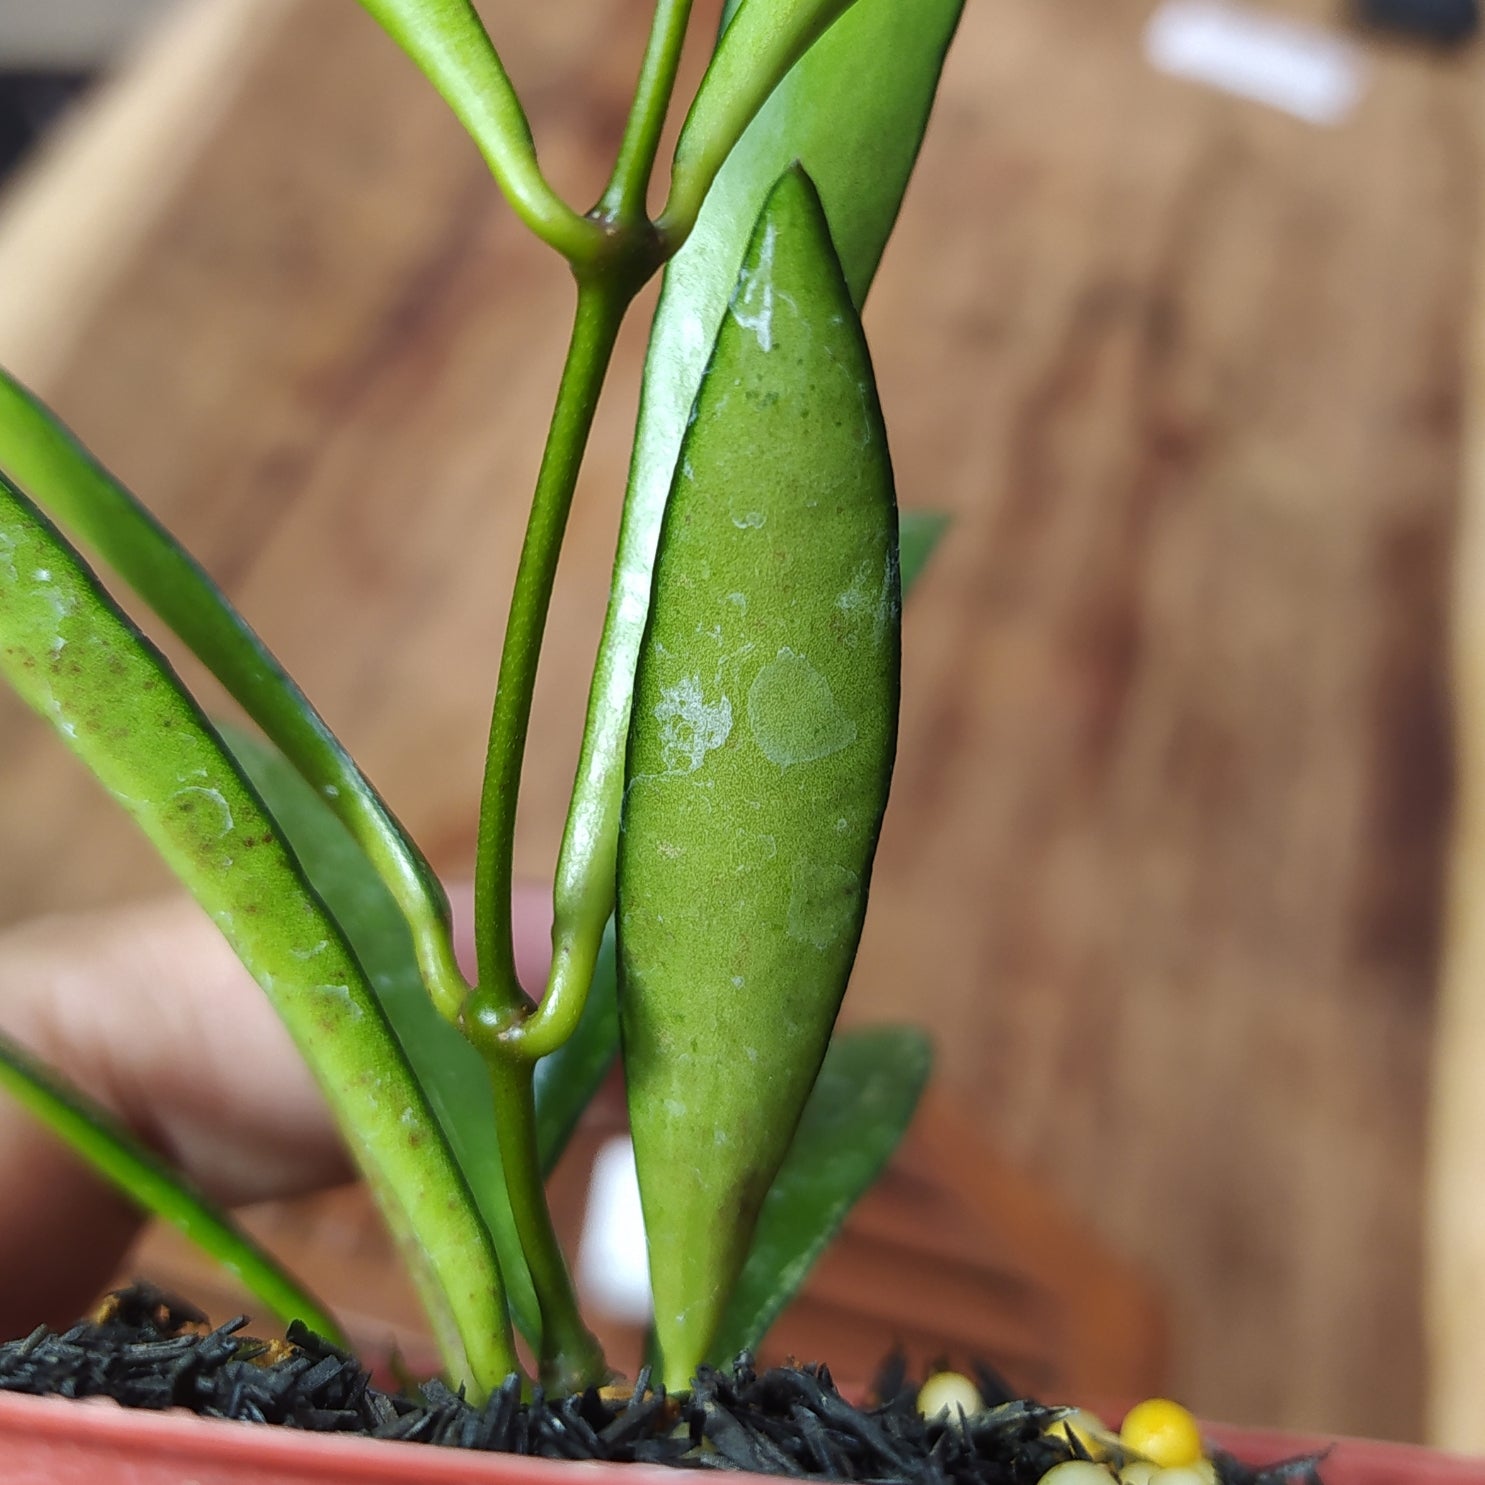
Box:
[0,880,553,1332]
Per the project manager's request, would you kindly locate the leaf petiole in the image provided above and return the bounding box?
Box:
[355,0,602,264]
[598,0,697,227]
[469,284,631,1016]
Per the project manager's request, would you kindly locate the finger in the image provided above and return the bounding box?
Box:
[0,1044,143,1333]
[0,896,350,1208]
[0,881,557,1331]
[0,894,345,1330]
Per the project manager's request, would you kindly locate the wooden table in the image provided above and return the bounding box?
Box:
[0,0,1477,1443]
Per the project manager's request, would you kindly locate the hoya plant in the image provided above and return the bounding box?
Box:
[0,0,960,1402]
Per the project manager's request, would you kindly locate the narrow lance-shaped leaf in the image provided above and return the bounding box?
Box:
[0,1030,342,1343]
[552,0,962,1037]
[662,0,859,234]
[637,518,939,1340]
[223,727,542,1349]
[530,513,938,1176]
[0,473,516,1400]
[618,165,900,1390]
[708,1027,932,1365]
[699,522,941,1361]
[0,370,467,1024]
[528,515,938,1167]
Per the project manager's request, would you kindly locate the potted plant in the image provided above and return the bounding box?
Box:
[0,0,1473,1481]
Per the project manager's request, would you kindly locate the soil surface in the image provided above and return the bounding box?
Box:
[0,1285,1322,1485]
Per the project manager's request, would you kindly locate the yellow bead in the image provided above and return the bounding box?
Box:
[1120,1400,1204,1470]
[1039,1462,1117,1485]
[916,1371,984,1423]
[1048,1408,1113,1458]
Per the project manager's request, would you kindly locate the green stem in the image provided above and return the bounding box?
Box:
[490,0,698,1064]
[487,1057,606,1391]
[470,285,630,1011]
[598,0,696,225]
[513,904,608,1061]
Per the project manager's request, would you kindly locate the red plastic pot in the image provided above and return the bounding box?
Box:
[0,1389,1482,1485]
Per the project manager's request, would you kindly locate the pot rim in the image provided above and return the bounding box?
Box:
[0,1387,687,1484]
[1,1385,1483,1484]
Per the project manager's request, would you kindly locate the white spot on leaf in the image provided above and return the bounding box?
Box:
[170,785,234,837]
[316,983,364,1020]
[729,221,777,352]
[747,649,856,768]
[654,676,732,773]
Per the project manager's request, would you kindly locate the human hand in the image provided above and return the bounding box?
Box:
[0,882,551,1336]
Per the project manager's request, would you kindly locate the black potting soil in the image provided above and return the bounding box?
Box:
[0,1284,1323,1485]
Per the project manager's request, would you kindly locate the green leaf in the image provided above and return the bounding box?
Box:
[900,510,950,597]
[647,0,963,465]
[0,1029,343,1342]
[222,727,542,1350]
[618,166,899,1391]
[555,0,961,997]
[0,369,467,1025]
[0,473,517,1399]
[665,0,861,233]
[534,918,619,1177]
[708,1026,931,1365]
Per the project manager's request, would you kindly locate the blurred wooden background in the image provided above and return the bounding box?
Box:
[0,0,1478,1445]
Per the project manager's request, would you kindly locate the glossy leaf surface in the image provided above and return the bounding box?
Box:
[528,508,938,1187]
[665,0,857,230]
[0,475,515,1397]
[224,729,541,1348]
[618,167,899,1390]
[0,1029,341,1342]
[556,0,961,1003]
[708,1026,931,1364]
[0,370,466,1024]
[531,493,935,1181]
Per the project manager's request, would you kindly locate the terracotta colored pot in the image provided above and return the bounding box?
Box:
[1203,1424,1485,1485]
[0,1389,1482,1485]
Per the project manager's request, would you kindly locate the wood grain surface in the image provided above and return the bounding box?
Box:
[0,0,1477,1444]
